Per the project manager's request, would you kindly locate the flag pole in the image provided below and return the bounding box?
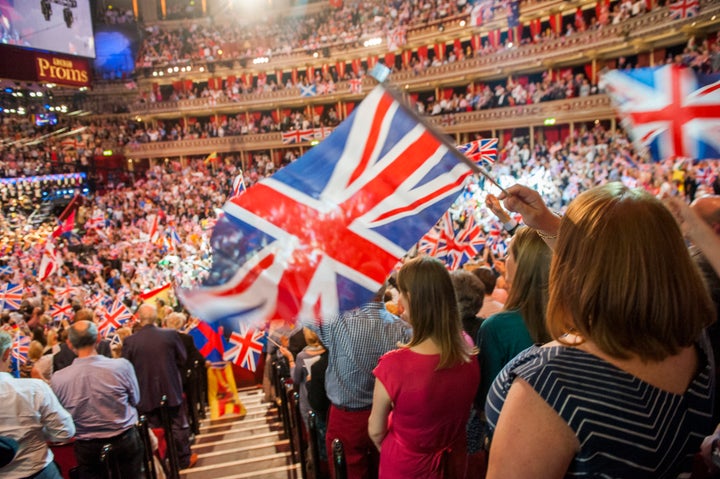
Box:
[375,77,509,195]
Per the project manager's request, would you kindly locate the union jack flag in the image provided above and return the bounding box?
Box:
[98,298,133,337]
[178,85,473,332]
[54,285,79,301]
[85,211,106,229]
[231,173,246,198]
[668,0,699,19]
[11,333,30,378]
[282,129,315,144]
[437,214,486,270]
[38,241,59,282]
[0,283,23,311]
[223,325,267,371]
[457,138,498,165]
[602,65,720,161]
[50,300,74,323]
[314,126,334,140]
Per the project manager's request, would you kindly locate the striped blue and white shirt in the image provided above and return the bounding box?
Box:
[486,340,715,478]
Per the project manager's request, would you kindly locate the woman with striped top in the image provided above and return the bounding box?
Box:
[484,183,715,478]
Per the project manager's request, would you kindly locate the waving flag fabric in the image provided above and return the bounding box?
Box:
[457,138,498,165]
[0,283,23,311]
[223,325,267,371]
[602,65,720,161]
[98,298,133,337]
[188,320,225,362]
[231,173,246,198]
[669,0,699,19]
[418,212,486,269]
[11,334,30,378]
[50,300,74,323]
[38,241,59,282]
[178,85,474,332]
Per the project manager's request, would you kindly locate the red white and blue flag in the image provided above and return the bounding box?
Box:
[602,65,720,161]
[11,333,30,378]
[418,212,486,269]
[97,298,133,337]
[282,129,315,144]
[50,300,74,323]
[457,138,498,165]
[231,173,246,199]
[223,325,267,371]
[178,85,474,331]
[0,283,23,311]
[668,0,699,20]
[188,320,225,363]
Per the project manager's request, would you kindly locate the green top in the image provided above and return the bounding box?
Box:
[476,309,534,407]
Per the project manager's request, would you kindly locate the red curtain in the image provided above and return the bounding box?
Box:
[367,55,378,69]
[336,61,346,78]
[584,63,594,84]
[434,43,445,61]
[346,102,356,115]
[529,19,542,41]
[454,39,462,58]
[384,52,395,68]
[443,88,453,100]
[417,45,428,60]
[549,12,563,35]
[487,30,500,48]
[509,25,522,44]
[401,49,412,67]
[291,68,298,85]
[471,34,482,52]
[321,64,329,77]
[172,81,182,92]
[351,58,361,75]
[307,65,314,80]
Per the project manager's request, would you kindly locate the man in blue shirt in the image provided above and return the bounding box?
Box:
[51,320,144,478]
[308,281,411,479]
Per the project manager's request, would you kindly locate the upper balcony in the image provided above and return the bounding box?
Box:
[124,94,615,159]
[126,0,719,120]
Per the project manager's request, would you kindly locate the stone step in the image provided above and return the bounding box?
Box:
[198,407,277,428]
[195,419,283,444]
[212,463,300,479]
[199,409,277,434]
[179,452,294,479]
[194,439,290,466]
[192,430,282,454]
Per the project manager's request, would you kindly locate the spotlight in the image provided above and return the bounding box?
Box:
[41,0,52,21]
[63,7,73,28]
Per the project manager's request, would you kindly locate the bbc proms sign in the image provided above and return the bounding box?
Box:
[0,45,92,89]
[35,53,90,87]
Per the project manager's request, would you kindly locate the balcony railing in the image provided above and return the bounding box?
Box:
[124,95,615,159]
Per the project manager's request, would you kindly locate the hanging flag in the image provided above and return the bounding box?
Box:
[299,83,317,97]
[207,363,246,419]
[0,283,23,311]
[349,78,362,94]
[223,325,267,372]
[38,241,59,282]
[314,126,334,140]
[97,298,133,337]
[601,65,720,161]
[457,138,498,165]
[11,333,30,378]
[282,129,315,144]
[188,320,225,362]
[139,283,172,305]
[178,85,474,332]
[668,0,699,19]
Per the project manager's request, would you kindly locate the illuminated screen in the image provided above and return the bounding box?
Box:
[0,0,95,59]
[93,24,140,80]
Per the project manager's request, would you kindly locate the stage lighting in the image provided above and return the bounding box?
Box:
[63,7,73,28]
[41,0,52,21]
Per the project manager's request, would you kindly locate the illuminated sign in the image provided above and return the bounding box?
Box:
[35,54,91,88]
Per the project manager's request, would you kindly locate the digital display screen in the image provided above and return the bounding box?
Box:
[34,113,58,126]
[0,0,95,59]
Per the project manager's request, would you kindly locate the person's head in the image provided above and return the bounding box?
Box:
[165,312,187,330]
[450,270,485,321]
[504,226,552,344]
[0,331,11,372]
[303,327,322,348]
[68,320,98,351]
[74,308,95,324]
[27,340,44,362]
[472,266,497,296]
[397,256,474,368]
[548,182,715,361]
[691,195,720,235]
[137,303,158,326]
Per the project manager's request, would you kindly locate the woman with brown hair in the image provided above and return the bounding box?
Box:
[368,256,479,478]
[476,226,552,406]
[485,182,715,478]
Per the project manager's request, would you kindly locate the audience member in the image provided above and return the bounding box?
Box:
[368,256,479,477]
[51,321,144,478]
[0,330,75,479]
[449,269,485,342]
[485,183,715,477]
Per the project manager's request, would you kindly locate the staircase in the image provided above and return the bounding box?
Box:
[180,387,301,479]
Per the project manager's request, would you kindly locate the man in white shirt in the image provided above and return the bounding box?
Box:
[0,331,75,479]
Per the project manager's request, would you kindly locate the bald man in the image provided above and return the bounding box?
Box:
[51,321,143,478]
[122,304,196,469]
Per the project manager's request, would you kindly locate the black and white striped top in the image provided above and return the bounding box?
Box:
[485,341,715,478]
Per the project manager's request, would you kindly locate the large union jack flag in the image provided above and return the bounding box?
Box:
[602,65,720,161]
[0,283,23,311]
[223,325,267,371]
[457,138,498,165]
[178,86,473,331]
[11,333,30,378]
[282,129,315,144]
[50,300,74,323]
